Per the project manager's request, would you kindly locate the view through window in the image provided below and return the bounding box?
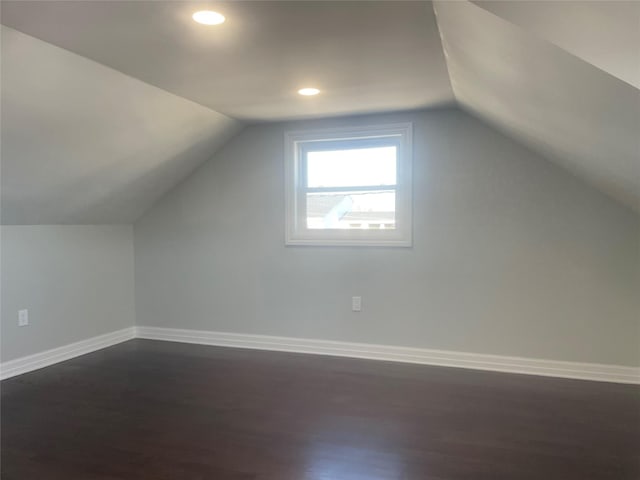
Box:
[285,123,412,246]
[305,146,397,230]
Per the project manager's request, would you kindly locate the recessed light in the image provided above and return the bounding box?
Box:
[192,10,225,25]
[298,87,320,96]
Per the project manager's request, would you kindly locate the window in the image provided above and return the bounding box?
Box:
[285,123,412,246]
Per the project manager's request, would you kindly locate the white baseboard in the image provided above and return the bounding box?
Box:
[0,327,136,380]
[3,325,638,384]
[136,326,640,385]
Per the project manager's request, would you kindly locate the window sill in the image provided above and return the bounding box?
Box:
[285,236,412,247]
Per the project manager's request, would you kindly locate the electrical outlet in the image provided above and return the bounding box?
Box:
[18,309,29,327]
[352,296,362,312]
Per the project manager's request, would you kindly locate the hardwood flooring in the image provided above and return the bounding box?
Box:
[2,339,639,479]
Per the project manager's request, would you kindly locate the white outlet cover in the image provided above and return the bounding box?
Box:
[352,296,362,312]
[18,309,29,327]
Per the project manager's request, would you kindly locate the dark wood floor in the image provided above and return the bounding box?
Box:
[2,339,639,480]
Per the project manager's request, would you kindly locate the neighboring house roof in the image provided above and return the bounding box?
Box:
[306,195,347,218]
[342,211,395,223]
[307,194,395,224]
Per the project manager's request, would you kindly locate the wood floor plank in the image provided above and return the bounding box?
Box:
[2,339,639,479]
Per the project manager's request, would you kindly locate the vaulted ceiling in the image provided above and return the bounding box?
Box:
[1,26,242,224]
[1,1,638,224]
[0,1,453,121]
[434,0,640,214]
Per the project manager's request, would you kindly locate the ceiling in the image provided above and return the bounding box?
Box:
[0,1,454,121]
[1,0,638,224]
[473,1,640,89]
[434,0,639,213]
[1,26,241,224]
[435,1,640,211]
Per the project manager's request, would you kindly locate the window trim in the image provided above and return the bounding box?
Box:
[284,122,413,247]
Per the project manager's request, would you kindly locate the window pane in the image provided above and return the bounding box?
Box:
[306,191,396,230]
[306,146,397,188]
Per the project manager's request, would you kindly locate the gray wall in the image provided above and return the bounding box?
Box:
[135,108,640,366]
[1,225,135,362]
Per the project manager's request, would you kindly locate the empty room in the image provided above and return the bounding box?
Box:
[1,1,639,479]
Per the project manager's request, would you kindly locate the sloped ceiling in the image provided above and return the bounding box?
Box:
[434,0,640,213]
[1,26,242,224]
[1,1,638,224]
[0,1,453,121]
[473,1,640,89]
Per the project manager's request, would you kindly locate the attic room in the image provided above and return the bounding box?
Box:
[0,1,638,479]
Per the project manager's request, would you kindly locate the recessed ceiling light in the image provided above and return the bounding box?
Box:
[192,10,225,25]
[298,88,320,96]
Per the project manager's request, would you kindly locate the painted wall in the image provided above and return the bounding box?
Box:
[1,225,135,362]
[135,108,640,366]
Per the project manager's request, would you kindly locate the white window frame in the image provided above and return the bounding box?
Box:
[285,122,412,247]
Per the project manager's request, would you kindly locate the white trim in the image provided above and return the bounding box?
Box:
[0,327,135,380]
[136,326,640,385]
[284,122,413,247]
[4,325,638,385]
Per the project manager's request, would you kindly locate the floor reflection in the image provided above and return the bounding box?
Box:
[304,431,404,480]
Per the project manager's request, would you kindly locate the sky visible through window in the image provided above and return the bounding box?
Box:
[306,146,397,188]
[306,146,397,229]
